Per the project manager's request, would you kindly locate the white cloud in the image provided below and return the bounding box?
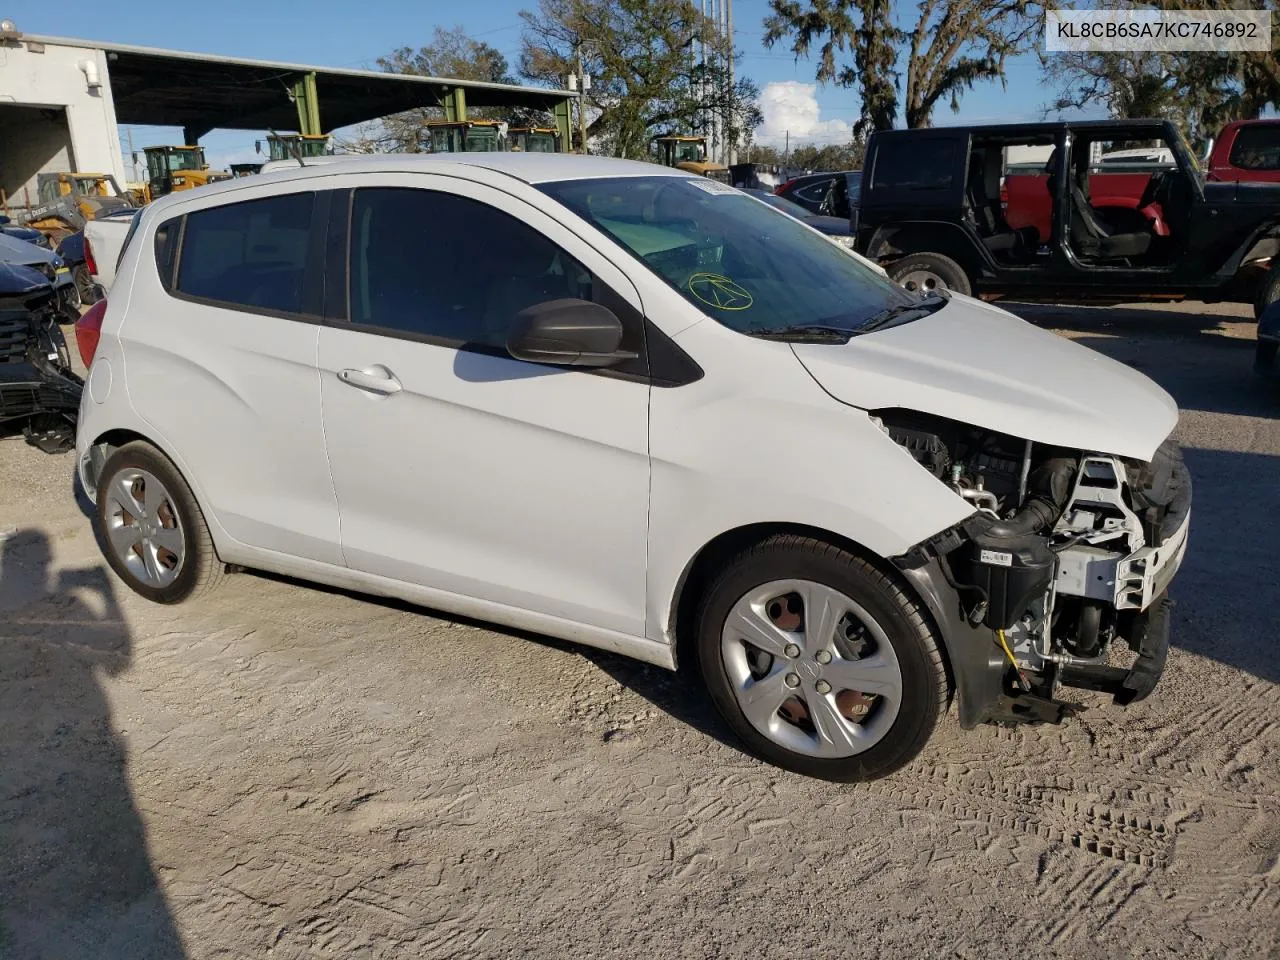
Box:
[755,81,853,149]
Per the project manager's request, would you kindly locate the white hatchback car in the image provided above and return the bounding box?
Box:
[74,154,1191,781]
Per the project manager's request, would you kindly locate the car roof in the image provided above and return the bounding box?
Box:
[228,153,690,189]
[872,118,1172,139]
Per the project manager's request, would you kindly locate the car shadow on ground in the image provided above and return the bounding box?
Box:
[0,529,185,959]
[1168,447,1280,685]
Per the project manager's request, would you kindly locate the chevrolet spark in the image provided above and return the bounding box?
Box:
[74,155,1191,782]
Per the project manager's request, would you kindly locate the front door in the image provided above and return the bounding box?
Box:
[316,175,652,637]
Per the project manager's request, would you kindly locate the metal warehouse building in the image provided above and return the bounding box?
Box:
[0,24,577,210]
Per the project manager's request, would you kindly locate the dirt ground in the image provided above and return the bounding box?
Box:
[1,301,1277,960]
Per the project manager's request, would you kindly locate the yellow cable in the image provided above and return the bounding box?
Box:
[996,629,1031,692]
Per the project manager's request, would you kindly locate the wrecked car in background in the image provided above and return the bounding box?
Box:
[0,261,82,453]
[0,230,80,323]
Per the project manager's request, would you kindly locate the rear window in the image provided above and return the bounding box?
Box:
[1229,126,1280,171]
[174,193,314,315]
[871,140,956,191]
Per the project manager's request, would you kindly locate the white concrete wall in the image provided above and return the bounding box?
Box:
[0,38,126,203]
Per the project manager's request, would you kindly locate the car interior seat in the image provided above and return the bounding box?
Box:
[966,149,1036,260]
[1065,149,1152,260]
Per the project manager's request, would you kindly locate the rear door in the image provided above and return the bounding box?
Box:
[124,187,342,564]
[315,174,651,637]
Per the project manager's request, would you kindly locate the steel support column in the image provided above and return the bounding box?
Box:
[443,87,467,123]
[291,72,322,135]
[553,99,573,153]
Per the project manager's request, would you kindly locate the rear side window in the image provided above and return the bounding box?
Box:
[1229,126,1280,171]
[794,180,830,203]
[175,193,314,315]
[871,140,956,191]
[154,218,178,291]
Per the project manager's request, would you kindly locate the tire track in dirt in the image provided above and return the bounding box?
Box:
[870,764,1188,867]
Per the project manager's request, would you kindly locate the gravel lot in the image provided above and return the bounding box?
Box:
[1,301,1276,959]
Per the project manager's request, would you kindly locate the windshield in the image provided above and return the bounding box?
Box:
[168,150,203,172]
[541,175,920,337]
[673,141,704,163]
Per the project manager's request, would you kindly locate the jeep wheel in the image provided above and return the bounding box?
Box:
[889,252,972,297]
[1255,260,1280,320]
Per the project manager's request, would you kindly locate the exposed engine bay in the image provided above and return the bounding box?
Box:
[877,409,1191,722]
[0,268,83,454]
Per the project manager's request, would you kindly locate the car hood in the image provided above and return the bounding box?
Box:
[0,231,56,267]
[790,295,1177,461]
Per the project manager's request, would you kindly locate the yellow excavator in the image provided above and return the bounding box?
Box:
[424,120,506,153]
[258,133,333,161]
[137,146,230,202]
[655,135,731,182]
[508,127,561,153]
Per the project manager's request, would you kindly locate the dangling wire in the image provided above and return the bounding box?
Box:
[997,628,1032,693]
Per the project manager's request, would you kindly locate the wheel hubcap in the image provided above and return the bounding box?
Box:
[897,268,945,294]
[720,579,903,759]
[104,468,186,588]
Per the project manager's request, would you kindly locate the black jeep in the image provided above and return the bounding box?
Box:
[855,119,1280,317]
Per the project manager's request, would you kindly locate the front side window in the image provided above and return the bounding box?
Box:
[348,187,613,351]
[1230,126,1280,171]
[175,192,313,314]
[542,176,922,339]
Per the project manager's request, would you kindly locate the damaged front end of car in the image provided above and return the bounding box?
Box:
[880,409,1191,727]
[0,262,83,454]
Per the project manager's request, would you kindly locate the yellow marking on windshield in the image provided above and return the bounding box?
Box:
[687,273,753,311]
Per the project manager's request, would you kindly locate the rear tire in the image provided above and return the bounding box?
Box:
[73,264,97,306]
[695,535,948,782]
[95,442,226,604]
[889,251,972,297]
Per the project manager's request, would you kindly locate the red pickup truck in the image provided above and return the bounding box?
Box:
[1206,119,1280,183]
[1002,120,1280,245]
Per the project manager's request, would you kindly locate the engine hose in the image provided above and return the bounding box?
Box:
[937,552,990,625]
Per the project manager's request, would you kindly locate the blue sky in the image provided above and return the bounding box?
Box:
[8,0,1061,171]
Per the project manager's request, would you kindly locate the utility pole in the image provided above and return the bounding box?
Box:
[725,0,734,166]
[570,42,593,155]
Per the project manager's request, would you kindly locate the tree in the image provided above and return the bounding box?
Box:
[1041,0,1280,145]
[376,25,541,152]
[763,0,1040,134]
[519,0,762,158]
[1043,50,1184,122]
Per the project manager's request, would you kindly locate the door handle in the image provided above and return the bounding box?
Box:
[338,367,402,395]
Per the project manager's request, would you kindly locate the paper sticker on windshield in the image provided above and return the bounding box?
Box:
[687,273,753,311]
[685,177,739,196]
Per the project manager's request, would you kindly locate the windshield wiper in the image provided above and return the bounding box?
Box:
[859,292,950,333]
[746,324,854,342]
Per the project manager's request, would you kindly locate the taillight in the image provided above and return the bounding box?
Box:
[84,234,98,277]
[775,179,795,195]
[75,298,107,367]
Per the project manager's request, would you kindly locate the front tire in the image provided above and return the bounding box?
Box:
[95,442,226,604]
[695,535,948,782]
[889,251,972,297]
[1255,260,1280,320]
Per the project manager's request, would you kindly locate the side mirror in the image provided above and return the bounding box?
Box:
[507,298,637,368]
